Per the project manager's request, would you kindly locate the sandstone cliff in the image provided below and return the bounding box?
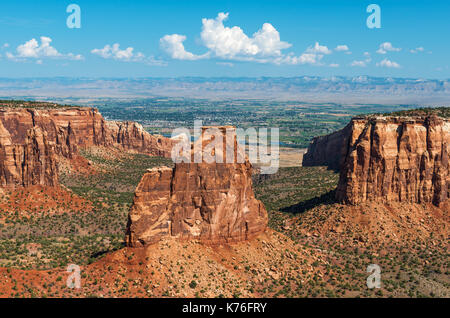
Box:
[336,115,449,206]
[106,121,173,157]
[125,126,268,246]
[304,115,449,206]
[0,107,174,157]
[0,106,174,188]
[302,123,352,171]
[0,121,58,188]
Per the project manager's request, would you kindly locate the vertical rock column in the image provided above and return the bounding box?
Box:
[125,126,268,247]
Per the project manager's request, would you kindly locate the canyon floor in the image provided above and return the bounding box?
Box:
[0,146,448,298]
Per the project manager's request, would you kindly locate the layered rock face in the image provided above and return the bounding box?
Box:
[0,121,58,187]
[0,107,174,158]
[0,107,174,188]
[125,127,268,246]
[332,116,449,206]
[106,121,173,157]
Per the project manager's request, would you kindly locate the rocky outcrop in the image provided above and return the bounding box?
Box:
[106,121,173,157]
[302,123,352,170]
[0,107,174,158]
[125,126,268,246]
[0,106,175,188]
[0,121,58,188]
[333,116,449,206]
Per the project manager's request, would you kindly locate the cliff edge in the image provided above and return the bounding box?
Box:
[303,114,449,207]
[0,105,175,188]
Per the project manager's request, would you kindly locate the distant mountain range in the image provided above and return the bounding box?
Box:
[0,76,449,105]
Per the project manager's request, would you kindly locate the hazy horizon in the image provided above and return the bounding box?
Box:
[1,76,449,105]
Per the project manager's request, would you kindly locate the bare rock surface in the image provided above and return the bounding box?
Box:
[336,115,449,206]
[303,115,449,206]
[0,107,174,188]
[0,123,58,187]
[126,126,268,246]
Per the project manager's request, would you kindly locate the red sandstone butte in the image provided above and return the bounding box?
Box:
[0,106,175,188]
[303,115,449,207]
[125,126,268,246]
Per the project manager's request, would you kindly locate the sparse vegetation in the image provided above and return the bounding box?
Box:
[0,149,172,270]
[0,101,447,298]
[0,100,74,109]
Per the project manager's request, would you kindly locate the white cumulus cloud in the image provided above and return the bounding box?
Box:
[334,45,349,52]
[273,52,324,65]
[92,44,140,61]
[350,52,372,67]
[199,12,291,59]
[305,42,332,55]
[91,43,165,65]
[351,60,367,67]
[376,42,401,54]
[160,12,305,64]
[160,12,336,66]
[7,36,82,61]
[159,34,205,60]
[376,58,400,68]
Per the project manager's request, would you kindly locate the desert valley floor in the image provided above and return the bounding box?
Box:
[0,101,448,298]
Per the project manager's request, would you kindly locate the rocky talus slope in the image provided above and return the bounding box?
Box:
[0,107,174,188]
[125,126,268,246]
[303,115,449,207]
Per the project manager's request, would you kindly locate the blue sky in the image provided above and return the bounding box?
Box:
[0,0,448,78]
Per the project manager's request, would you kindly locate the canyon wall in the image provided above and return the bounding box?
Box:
[336,116,449,206]
[302,123,352,171]
[0,122,58,188]
[0,107,174,188]
[303,115,450,207]
[0,107,174,157]
[106,121,173,157]
[125,127,268,246]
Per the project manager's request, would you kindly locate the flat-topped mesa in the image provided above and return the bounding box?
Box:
[125,126,268,247]
[333,115,449,206]
[0,106,175,188]
[0,107,174,157]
